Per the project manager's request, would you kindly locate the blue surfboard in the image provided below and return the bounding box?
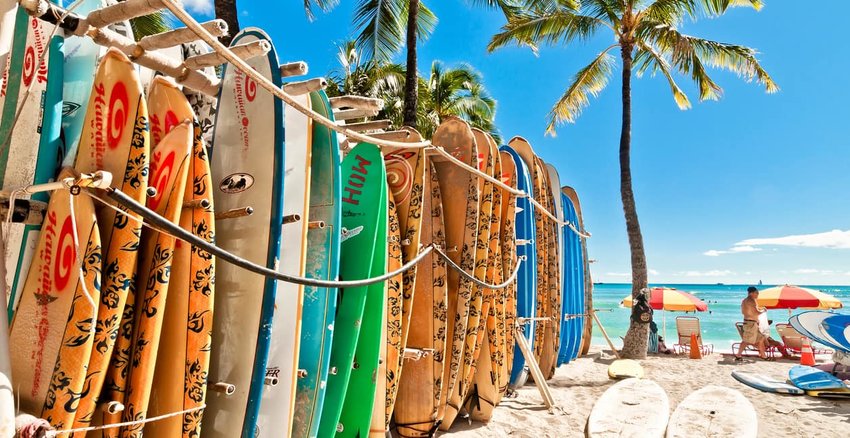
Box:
[558,193,583,365]
[499,145,537,388]
[820,314,850,352]
[790,311,845,352]
[789,365,847,391]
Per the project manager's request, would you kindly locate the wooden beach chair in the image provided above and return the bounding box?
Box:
[776,323,832,355]
[673,316,714,355]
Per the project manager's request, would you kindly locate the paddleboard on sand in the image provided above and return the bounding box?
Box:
[206,27,285,438]
[318,142,387,437]
[146,78,216,438]
[586,378,668,438]
[1,3,65,319]
[790,311,845,352]
[431,117,480,427]
[71,48,149,434]
[731,370,803,395]
[120,119,193,438]
[666,385,757,438]
[393,145,448,438]
[498,145,536,389]
[9,167,101,429]
[607,359,644,380]
[255,91,312,438]
[789,365,848,391]
[291,90,341,438]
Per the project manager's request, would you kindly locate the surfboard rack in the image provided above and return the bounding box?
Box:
[102,401,125,415]
[329,96,384,112]
[215,207,254,220]
[0,198,47,225]
[333,108,381,121]
[402,348,435,361]
[183,199,212,209]
[342,120,393,133]
[284,78,328,96]
[282,214,302,224]
[280,61,309,78]
[183,40,270,69]
[211,382,236,395]
[514,326,557,413]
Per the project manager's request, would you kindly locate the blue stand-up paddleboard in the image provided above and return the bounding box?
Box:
[820,314,850,352]
[206,28,285,438]
[558,192,584,365]
[790,311,846,352]
[500,145,537,388]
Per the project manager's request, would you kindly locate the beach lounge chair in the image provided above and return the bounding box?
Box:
[673,316,714,355]
[776,323,831,356]
[732,322,780,358]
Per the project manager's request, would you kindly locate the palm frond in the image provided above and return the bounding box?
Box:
[642,22,778,98]
[701,0,763,16]
[130,11,173,40]
[303,0,340,21]
[547,47,616,134]
[634,42,691,109]
[404,1,438,42]
[353,0,406,62]
[488,10,606,52]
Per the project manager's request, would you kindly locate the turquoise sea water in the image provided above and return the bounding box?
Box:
[590,283,850,351]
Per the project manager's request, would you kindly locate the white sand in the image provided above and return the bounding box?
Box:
[447,346,850,437]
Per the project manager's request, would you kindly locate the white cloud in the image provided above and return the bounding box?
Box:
[183,0,214,15]
[703,250,724,257]
[649,269,660,276]
[681,270,735,277]
[736,229,850,250]
[703,245,762,257]
[794,268,820,274]
[605,272,630,277]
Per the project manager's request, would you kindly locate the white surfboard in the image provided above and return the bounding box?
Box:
[587,378,669,438]
[255,93,312,437]
[666,385,758,438]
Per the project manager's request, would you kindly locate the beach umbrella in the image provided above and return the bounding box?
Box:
[756,285,843,310]
[621,287,708,339]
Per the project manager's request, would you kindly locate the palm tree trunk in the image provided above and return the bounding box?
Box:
[618,45,650,359]
[402,0,420,128]
[215,0,240,46]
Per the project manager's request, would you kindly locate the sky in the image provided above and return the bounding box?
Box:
[185,1,850,286]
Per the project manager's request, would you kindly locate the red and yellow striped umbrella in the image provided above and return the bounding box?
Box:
[756,285,843,310]
[621,287,708,312]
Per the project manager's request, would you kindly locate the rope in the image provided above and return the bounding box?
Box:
[43,404,205,437]
[432,246,522,290]
[160,0,431,150]
[98,187,433,288]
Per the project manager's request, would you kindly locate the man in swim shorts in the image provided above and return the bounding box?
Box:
[736,286,768,360]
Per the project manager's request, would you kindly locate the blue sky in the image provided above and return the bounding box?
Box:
[186,1,850,285]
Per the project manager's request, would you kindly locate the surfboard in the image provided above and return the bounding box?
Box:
[205,27,285,438]
[1,3,65,319]
[467,132,506,423]
[71,48,149,435]
[607,359,644,379]
[789,365,848,391]
[431,117,480,426]
[537,159,560,379]
[820,314,850,352]
[0,0,15,78]
[393,151,448,438]
[562,186,589,356]
[255,91,312,438]
[318,142,387,437]
[498,145,536,389]
[559,189,583,365]
[61,0,133,167]
[9,167,101,429]
[120,120,192,437]
[382,130,426,425]
[496,150,518,399]
[790,312,845,351]
[805,388,850,398]
[442,127,491,429]
[145,79,215,438]
[0,371,12,436]
[666,385,757,438]
[587,378,669,438]
[291,90,341,438]
[370,196,402,437]
[181,42,217,148]
[731,370,804,395]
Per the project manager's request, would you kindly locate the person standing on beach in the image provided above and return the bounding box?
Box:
[736,286,769,360]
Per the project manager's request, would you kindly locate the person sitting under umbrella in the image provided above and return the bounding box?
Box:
[736,286,770,361]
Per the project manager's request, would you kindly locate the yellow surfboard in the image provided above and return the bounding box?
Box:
[10,168,102,429]
[70,48,149,434]
[146,77,216,438]
[119,119,192,437]
[496,151,518,399]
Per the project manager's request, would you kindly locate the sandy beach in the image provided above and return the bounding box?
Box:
[449,346,850,438]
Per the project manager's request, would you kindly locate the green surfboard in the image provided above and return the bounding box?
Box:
[318,143,387,437]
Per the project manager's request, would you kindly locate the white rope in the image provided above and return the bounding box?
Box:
[43,404,205,436]
[160,0,431,150]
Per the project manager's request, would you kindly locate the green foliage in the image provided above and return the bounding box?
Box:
[491,0,777,134]
[130,11,173,41]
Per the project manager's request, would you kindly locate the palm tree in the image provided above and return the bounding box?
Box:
[214,0,240,46]
[352,0,515,129]
[489,0,777,358]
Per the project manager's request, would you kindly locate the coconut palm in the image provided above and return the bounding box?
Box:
[489,0,777,358]
[214,0,240,45]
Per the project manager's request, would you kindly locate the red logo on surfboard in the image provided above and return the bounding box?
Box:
[22,46,35,87]
[245,76,257,102]
[149,150,176,211]
[54,216,75,291]
[108,82,129,149]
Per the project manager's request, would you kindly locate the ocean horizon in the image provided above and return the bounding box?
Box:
[588,283,850,352]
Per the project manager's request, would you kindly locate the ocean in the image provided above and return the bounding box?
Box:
[589,283,850,351]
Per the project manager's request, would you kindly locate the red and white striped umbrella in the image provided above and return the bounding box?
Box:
[756,285,843,310]
[622,287,708,312]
